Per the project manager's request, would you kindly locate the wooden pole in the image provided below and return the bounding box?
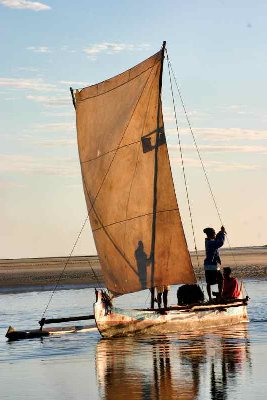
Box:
[70,87,76,109]
[39,315,94,329]
[150,41,166,309]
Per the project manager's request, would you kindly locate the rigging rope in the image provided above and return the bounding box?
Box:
[165,50,239,270]
[41,215,90,319]
[166,50,200,272]
[87,258,103,289]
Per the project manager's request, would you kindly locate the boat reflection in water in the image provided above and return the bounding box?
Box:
[95,324,251,400]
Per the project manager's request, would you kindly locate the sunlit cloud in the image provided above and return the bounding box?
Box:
[163,105,210,124]
[17,66,39,72]
[60,45,76,53]
[26,94,70,106]
[0,0,50,11]
[168,143,267,155]
[195,128,267,142]
[0,78,56,92]
[41,111,74,117]
[202,144,267,154]
[220,104,253,115]
[170,156,258,172]
[0,154,79,177]
[65,183,83,189]
[27,46,51,53]
[162,108,175,123]
[59,80,90,88]
[84,42,150,59]
[31,138,76,147]
[30,121,75,133]
[166,127,267,141]
[5,96,19,101]
[0,178,26,188]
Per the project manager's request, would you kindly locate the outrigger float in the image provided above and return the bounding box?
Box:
[6,315,96,341]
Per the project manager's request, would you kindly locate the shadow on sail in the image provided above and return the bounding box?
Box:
[134,240,151,289]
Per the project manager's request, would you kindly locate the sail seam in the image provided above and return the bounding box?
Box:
[80,140,140,164]
[80,127,164,164]
[76,62,159,102]
[92,208,179,232]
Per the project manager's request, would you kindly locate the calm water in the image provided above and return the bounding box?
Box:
[1,280,267,400]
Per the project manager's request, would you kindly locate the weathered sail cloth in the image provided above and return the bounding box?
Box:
[74,49,196,295]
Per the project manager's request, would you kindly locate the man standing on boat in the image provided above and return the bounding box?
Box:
[156,285,170,309]
[203,226,226,301]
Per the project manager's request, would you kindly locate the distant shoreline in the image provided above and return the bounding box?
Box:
[0,247,266,293]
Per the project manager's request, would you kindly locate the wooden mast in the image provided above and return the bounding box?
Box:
[150,41,166,309]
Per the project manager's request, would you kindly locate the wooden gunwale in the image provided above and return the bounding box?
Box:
[131,298,248,313]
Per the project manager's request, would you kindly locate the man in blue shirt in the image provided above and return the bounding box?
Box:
[203,226,226,301]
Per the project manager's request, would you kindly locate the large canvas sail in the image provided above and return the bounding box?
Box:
[74,48,196,295]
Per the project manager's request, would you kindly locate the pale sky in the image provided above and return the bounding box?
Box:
[0,0,266,259]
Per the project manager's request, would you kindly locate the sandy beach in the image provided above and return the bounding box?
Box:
[0,246,266,292]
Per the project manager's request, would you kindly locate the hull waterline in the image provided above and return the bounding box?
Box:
[94,291,248,338]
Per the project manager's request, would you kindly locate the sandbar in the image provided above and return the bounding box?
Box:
[0,247,266,293]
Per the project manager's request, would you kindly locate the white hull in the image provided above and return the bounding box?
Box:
[94,291,249,338]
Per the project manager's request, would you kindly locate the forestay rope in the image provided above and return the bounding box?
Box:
[165,48,239,271]
[40,215,103,319]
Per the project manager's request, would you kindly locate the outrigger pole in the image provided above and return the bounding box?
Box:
[39,314,95,329]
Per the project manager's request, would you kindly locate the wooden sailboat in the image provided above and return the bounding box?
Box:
[71,42,248,338]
